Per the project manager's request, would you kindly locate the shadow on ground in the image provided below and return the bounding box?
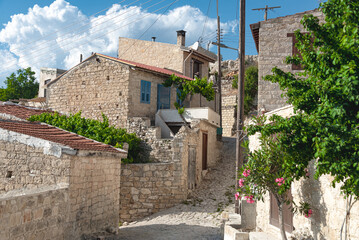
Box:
[116,224,222,240]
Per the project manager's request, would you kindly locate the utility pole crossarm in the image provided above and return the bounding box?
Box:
[252,5,281,21]
[211,42,238,51]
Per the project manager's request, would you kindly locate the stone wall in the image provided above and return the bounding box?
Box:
[118,37,184,74]
[120,119,222,222]
[249,105,359,240]
[127,70,177,122]
[0,140,70,194]
[0,131,124,239]
[47,56,131,128]
[0,186,69,240]
[257,9,324,111]
[119,162,186,222]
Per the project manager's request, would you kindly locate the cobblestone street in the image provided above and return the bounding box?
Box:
[117,137,237,240]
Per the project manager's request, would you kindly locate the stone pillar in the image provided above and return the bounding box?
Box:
[240,200,256,230]
[187,144,196,189]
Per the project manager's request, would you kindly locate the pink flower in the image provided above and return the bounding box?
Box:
[245,195,255,204]
[239,178,245,187]
[275,177,285,186]
[235,192,241,200]
[305,168,310,177]
[304,209,313,218]
[243,169,251,177]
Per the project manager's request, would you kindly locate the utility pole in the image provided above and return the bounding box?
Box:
[235,0,245,215]
[252,5,280,21]
[216,0,222,140]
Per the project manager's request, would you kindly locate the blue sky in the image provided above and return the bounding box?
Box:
[0,0,321,85]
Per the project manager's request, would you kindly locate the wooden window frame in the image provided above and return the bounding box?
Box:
[140,80,151,104]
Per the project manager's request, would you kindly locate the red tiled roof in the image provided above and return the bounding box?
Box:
[0,104,51,120]
[96,53,193,81]
[0,120,126,154]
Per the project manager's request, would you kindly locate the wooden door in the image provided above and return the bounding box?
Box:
[202,132,208,170]
[270,191,294,233]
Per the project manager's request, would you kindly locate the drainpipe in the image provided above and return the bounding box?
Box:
[183,50,194,78]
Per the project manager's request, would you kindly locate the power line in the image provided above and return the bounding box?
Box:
[119,0,181,58]
[1,0,172,74]
[9,0,130,53]
[198,0,212,42]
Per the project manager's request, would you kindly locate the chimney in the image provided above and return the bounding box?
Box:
[80,54,83,63]
[152,37,156,42]
[176,30,186,46]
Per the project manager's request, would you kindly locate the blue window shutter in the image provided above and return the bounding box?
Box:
[146,82,151,103]
[141,80,151,104]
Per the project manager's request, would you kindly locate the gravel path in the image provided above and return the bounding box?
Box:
[116,137,237,240]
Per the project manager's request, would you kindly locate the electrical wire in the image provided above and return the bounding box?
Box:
[9,0,130,53]
[119,0,181,58]
[198,0,212,42]
[0,0,172,74]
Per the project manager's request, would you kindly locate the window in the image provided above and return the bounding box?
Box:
[176,88,182,107]
[287,33,313,71]
[140,80,151,104]
[192,60,203,78]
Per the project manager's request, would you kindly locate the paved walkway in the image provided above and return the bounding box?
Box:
[116,137,237,240]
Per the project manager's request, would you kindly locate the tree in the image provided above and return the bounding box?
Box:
[238,115,313,240]
[163,74,215,115]
[242,0,359,239]
[0,67,39,101]
[266,0,359,198]
[232,66,258,115]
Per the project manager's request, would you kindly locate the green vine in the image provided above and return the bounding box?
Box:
[28,112,143,163]
[163,74,215,114]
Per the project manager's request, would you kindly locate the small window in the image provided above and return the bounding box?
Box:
[141,80,151,104]
[193,60,203,78]
[176,88,182,107]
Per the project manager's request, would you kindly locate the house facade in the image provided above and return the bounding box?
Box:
[248,9,359,239]
[46,53,192,128]
[250,9,323,112]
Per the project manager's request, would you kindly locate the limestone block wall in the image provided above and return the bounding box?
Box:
[127,70,177,122]
[222,94,237,137]
[119,162,186,222]
[249,105,359,240]
[258,9,324,111]
[0,140,70,194]
[118,37,184,73]
[0,131,123,239]
[0,186,69,240]
[47,56,131,128]
[67,153,121,238]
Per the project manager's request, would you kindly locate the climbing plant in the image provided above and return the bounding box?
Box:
[28,112,143,163]
[163,74,215,114]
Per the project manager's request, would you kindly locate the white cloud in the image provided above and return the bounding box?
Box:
[0,0,236,80]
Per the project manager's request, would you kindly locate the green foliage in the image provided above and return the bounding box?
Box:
[232,66,258,115]
[239,115,312,206]
[163,74,215,114]
[0,67,39,101]
[28,112,143,163]
[263,0,359,198]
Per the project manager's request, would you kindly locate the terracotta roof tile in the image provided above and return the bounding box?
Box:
[0,104,51,120]
[0,120,125,154]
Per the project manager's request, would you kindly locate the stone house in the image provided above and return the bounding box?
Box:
[248,10,359,239]
[0,103,127,239]
[46,53,215,129]
[38,68,66,98]
[118,30,219,112]
[250,9,323,112]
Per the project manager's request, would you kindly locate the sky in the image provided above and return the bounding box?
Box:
[0,0,322,86]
